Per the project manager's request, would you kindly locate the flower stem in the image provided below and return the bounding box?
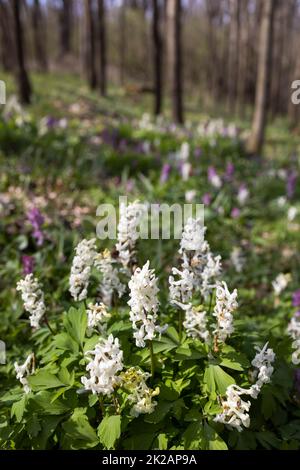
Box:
[178,309,183,342]
[149,340,155,378]
[44,316,55,335]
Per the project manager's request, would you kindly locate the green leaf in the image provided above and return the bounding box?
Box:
[62,408,98,448]
[157,433,168,450]
[182,421,205,450]
[27,370,67,391]
[204,423,228,450]
[204,365,235,396]
[98,415,121,450]
[144,401,172,424]
[11,395,27,422]
[63,306,87,347]
[30,391,71,415]
[26,414,41,438]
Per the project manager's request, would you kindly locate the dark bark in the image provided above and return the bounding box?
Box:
[0,0,14,71]
[85,0,97,90]
[97,0,107,96]
[152,0,162,115]
[247,0,276,154]
[12,0,32,104]
[59,0,72,57]
[32,0,48,71]
[166,0,183,124]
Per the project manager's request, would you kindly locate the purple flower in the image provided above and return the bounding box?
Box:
[225,162,235,180]
[286,170,297,199]
[21,255,34,275]
[202,193,212,205]
[27,208,45,246]
[292,290,300,307]
[45,116,56,129]
[160,163,171,183]
[194,148,202,159]
[208,166,222,188]
[231,207,240,218]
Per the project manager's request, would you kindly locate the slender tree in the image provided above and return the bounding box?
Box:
[0,0,14,71]
[119,1,126,86]
[59,0,72,57]
[152,0,162,115]
[85,0,97,89]
[32,0,48,71]
[247,0,276,154]
[166,0,183,124]
[97,0,107,96]
[227,0,240,113]
[12,0,32,104]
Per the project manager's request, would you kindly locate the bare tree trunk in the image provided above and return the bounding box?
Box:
[166,0,183,124]
[152,0,162,115]
[227,0,240,114]
[59,0,72,57]
[119,1,126,86]
[12,0,32,104]
[247,0,276,154]
[32,0,48,72]
[0,0,14,71]
[97,0,107,96]
[237,0,250,117]
[85,0,97,90]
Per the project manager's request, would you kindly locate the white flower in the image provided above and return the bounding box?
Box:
[87,302,111,331]
[169,267,194,308]
[180,218,207,253]
[237,185,249,205]
[277,196,287,208]
[230,247,245,273]
[201,253,222,299]
[121,367,159,417]
[214,384,251,432]
[116,200,144,270]
[94,249,126,307]
[81,335,123,395]
[179,142,190,161]
[185,190,196,203]
[215,344,275,432]
[181,162,192,181]
[16,274,46,329]
[288,206,298,222]
[183,305,210,342]
[128,261,166,347]
[213,281,238,343]
[249,342,275,398]
[14,353,35,393]
[272,273,291,296]
[287,315,300,365]
[69,238,97,301]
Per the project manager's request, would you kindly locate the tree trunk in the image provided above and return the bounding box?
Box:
[59,0,72,57]
[12,0,32,104]
[152,0,162,115]
[227,0,240,114]
[85,0,97,90]
[0,0,14,71]
[32,0,48,72]
[247,0,276,154]
[166,0,183,124]
[97,0,107,96]
[119,2,126,86]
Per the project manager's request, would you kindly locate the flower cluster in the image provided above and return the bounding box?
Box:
[116,200,144,270]
[213,281,238,344]
[94,249,126,307]
[86,302,111,332]
[179,218,222,299]
[214,343,275,432]
[230,247,245,273]
[27,207,45,246]
[121,367,159,417]
[81,335,123,395]
[14,353,35,394]
[272,273,291,296]
[16,274,46,329]
[182,305,209,343]
[69,238,97,301]
[128,261,166,347]
[287,313,300,365]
